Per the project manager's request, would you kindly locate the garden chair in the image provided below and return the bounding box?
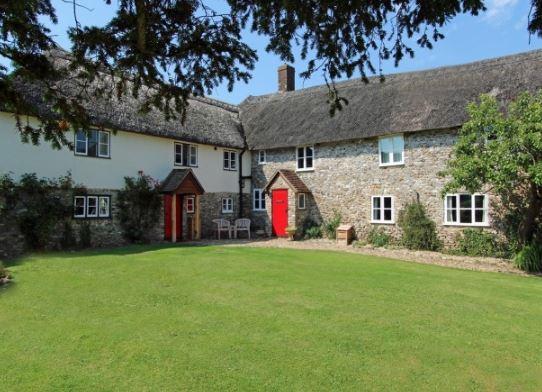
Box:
[212,219,232,240]
[234,218,251,239]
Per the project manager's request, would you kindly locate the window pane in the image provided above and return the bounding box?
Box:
[297,158,304,169]
[460,209,472,223]
[373,208,381,221]
[75,131,87,154]
[297,147,305,159]
[74,197,85,217]
[88,131,98,157]
[373,197,381,209]
[384,209,392,221]
[460,195,472,208]
[99,197,109,217]
[230,153,237,169]
[99,132,109,157]
[190,145,197,166]
[306,146,313,158]
[87,197,98,217]
[392,136,404,163]
[306,156,313,168]
[446,196,456,209]
[384,197,392,208]
[475,209,485,223]
[380,151,389,164]
[474,195,485,209]
[447,209,457,223]
[380,138,392,154]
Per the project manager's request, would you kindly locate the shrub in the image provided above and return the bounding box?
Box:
[0,261,11,280]
[0,172,77,249]
[514,243,542,273]
[322,211,341,239]
[60,221,77,250]
[456,228,504,257]
[367,227,390,247]
[79,222,92,248]
[304,225,323,239]
[117,175,162,242]
[397,201,440,251]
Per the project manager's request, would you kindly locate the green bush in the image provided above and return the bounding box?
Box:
[397,201,440,251]
[367,227,390,247]
[322,211,341,239]
[60,221,77,250]
[79,222,92,248]
[514,243,542,273]
[304,225,323,239]
[117,175,162,242]
[456,228,504,257]
[0,261,11,281]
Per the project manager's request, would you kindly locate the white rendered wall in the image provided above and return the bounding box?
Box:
[0,112,251,193]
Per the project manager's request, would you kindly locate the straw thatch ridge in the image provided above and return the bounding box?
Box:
[239,49,542,150]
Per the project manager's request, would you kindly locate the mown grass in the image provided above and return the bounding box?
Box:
[1,244,542,391]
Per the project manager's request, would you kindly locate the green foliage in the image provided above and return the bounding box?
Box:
[0,261,11,280]
[304,225,323,240]
[398,201,441,251]
[0,173,76,249]
[60,221,77,250]
[455,229,506,258]
[514,243,542,273]
[443,91,542,246]
[78,223,92,249]
[367,227,391,248]
[117,175,162,243]
[322,211,342,239]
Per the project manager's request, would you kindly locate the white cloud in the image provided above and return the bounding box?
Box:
[484,0,519,23]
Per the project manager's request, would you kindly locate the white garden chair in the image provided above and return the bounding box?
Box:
[234,218,251,239]
[212,219,232,240]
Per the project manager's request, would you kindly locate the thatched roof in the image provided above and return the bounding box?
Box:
[11,50,244,149]
[239,49,542,150]
[263,169,311,194]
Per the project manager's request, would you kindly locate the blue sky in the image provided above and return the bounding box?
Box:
[43,0,542,104]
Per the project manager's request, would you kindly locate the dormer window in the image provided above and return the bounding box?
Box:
[296,146,314,171]
[379,135,404,166]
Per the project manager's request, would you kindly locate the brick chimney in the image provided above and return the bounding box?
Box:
[278,64,295,92]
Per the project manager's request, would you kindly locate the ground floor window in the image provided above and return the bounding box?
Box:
[253,189,266,211]
[444,194,488,225]
[298,193,306,209]
[74,195,111,218]
[186,197,195,213]
[371,196,394,223]
[222,197,233,213]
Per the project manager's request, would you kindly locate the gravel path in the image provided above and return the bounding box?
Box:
[196,238,525,276]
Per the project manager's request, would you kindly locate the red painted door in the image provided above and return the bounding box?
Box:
[176,195,182,241]
[272,189,288,237]
[164,195,172,240]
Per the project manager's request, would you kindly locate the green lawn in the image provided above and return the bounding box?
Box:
[2,245,542,391]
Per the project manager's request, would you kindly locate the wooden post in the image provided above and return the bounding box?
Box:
[195,195,201,240]
[171,194,177,242]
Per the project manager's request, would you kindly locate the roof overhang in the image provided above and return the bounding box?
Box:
[263,169,311,194]
[160,169,205,195]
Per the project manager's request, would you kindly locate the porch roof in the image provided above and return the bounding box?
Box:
[263,169,311,194]
[160,169,205,195]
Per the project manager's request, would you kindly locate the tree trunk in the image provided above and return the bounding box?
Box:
[134,0,147,54]
[520,183,541,244]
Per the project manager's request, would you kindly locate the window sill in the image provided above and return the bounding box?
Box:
[222,211,234,214]
[379,162,404,168]
[253,209,267,212]
[443,223,490,227]
[370,221,395,225]
[174,164,198,168]
[296,168,314,173]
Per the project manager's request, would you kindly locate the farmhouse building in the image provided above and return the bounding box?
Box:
[1,49,541,251]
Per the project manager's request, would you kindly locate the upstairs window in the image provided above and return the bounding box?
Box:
[253,189,266,211]
[297,146,314,171]
[175,142,198,167]
[75,130,110,158]
[74,195,111,219]
[444,194,488,226]
[379,135,404,166]
[222,197,233,213]
[223,150,237,171]
[371,196,394,223]
[258,150,267,164]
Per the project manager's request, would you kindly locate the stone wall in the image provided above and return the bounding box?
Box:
[250,129,497,246]
[199,192,250,238]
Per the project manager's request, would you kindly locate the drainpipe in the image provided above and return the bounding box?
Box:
[237,123,251,218]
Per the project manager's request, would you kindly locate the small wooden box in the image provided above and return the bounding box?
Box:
[336,224,354,245]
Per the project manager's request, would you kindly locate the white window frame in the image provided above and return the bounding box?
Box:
[298,193,306,210]
[186,197,195,213]
[253,188,266,211]
[371,195,395,224]
[174,142,198,167]
[222,197,234,213]
[378,134,404,167]
[98,196,111,218]
[444,193,489,227]
[97,130,110,158]
[74,196,86,218]
[296,146,314,171]
[75,131,88,156]
[86,196,98,218]
[258,150,267,164]
[223,150,238,171]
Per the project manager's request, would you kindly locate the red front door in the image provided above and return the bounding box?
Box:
[272,189,288,237]
[164,195,172,240]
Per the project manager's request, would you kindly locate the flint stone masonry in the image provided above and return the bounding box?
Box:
[250,129,496,245]
[199,192,250,238]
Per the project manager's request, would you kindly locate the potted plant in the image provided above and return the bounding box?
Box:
[285,226,297,241]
